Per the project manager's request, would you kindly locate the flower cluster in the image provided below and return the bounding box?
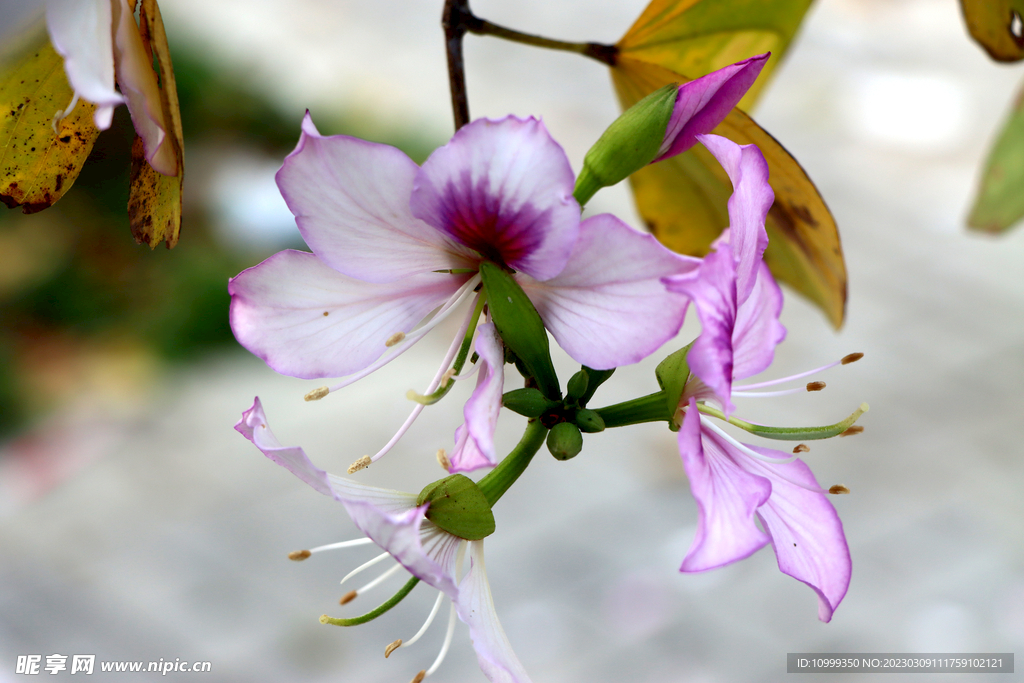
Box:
[231,56,865,682]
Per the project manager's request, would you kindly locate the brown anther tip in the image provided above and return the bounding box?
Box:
[348,456,372,474]
[806,381,826,392]
[410,671,427,683]
[829,484,851,495]
[384,639,402,658]
[385,332,406,347]
[436,448,451,471]
[304,386,329,402]
[339,590,357,605]
[840,426,864,437]
[792,444,810,454]
[841,352,864,365]
[288,549,311,561]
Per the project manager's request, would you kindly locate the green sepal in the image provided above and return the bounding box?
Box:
[416,474,495,541]
[566,370,589,405]
[502,388,557,418]
[655,341,694,430]
[575,408,606,433]
[547,422,583,460]
[574,84,677,206]
[577,366,614,407]
[480,262,561,400]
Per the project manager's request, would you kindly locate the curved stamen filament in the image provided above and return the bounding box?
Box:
[403,591,446,648]
[369,294,481,463]
[321,576,420,627]
[309,538,376,554]
[734,359,843,390]
[355,562,405,596]
[732,386,807,398]
[327,274,481,394]
[700,417,800,465]
[407,292,486,406]
[340,551,392,586]
[425,602,458,677]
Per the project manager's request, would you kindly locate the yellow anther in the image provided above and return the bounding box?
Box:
[385,639,402,658]
[436,449,451,471]
[792,444,809,454]
[829,485,851,495]
[304,386,329,401]
[410,671,426,683]
[385,332,406,347]
[339,590,357,605]
[288,550,311,561]
[348,456,372,474]
[841,352,864,365]
[840,426,864,437]
[806,381,825,392]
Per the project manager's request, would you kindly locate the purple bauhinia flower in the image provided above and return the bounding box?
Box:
[664,134,851,623]
[236,398,532,683]
[39,0,177,175]
[230,114,699,470]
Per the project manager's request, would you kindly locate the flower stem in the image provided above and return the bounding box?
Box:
[320,576,420,627]
[477,420,548,507]
[594,391,671,428]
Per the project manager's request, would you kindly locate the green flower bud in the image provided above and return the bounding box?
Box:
[502,388,557,418]
[547,422,584,461]
[416,474,495,540]
[574,84,678,206]
[577,366,614,407]
[480,262,561,400]
[574,408,605,433]
[655,341,694,431]
[565,370,589,405]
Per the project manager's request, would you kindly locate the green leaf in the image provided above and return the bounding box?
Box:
[0,27,101,213]
[416,474,495,541]
[961,0,1024,63]
[480,261,561,400]
[655,341,693,429]
[968,79,1024,232]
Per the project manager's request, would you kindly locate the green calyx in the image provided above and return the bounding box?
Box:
[480,262,561,400]
[547,421,583,460]
[655,342,694,430]
[574,83,678,207]
[416,474,495,541]
[502,387,559,418]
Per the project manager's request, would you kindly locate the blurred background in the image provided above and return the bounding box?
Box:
[1,0,1023,680]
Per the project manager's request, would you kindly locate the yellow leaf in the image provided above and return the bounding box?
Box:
[0,27,101,213]
[127,0,184,249]
[961,0,1024,63]
[611,0,847,328]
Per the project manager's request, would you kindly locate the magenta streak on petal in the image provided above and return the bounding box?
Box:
[654,53,769,161]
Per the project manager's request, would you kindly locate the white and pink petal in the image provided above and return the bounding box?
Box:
[228,249,468,379]
[731,262,786,381]
[518,214,698,370]
[277,114,474,283]
[410,116,579,282]
[449,323,505,473]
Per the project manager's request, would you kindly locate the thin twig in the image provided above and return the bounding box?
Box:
[442,0,471,130]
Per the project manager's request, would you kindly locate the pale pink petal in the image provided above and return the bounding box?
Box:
[664,247,737,414]
[742,447,851,623]
[235,397,460,597]
[678,401,770,572]
[110,0,176,175]
[731,262,786,381]
[518,214,698,369]
[45,0,123,129]
[696,134,773,303]
[449,323,505,473]
[456,541,534,683]
[655,54,769,160]
[276,113,475,283]
[229,249,467,379]
[410,116,579,281]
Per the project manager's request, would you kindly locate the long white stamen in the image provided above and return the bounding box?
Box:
[368,294,480,464]
[732,386,806,398]
[425,602,457,676]
[402,591,446,648]
[340,551,391,586]
[327,275,480,394]
[734,360,842,390]
[355,561,404,595]
[310,538,375,554]
[701,417,800,465]
[52,93,80,131]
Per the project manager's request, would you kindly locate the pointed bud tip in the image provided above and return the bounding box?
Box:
[348,456,372,474]
[385,639,402,658]
[806,381,826,392]
[288,549,311,561]
[340,590,357,605]
[304,386,329,402]
[792,444,809,454]
[829,484,851,495]
[841,352,864,365]
[385,332,406,347]
[839,426,864,437]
